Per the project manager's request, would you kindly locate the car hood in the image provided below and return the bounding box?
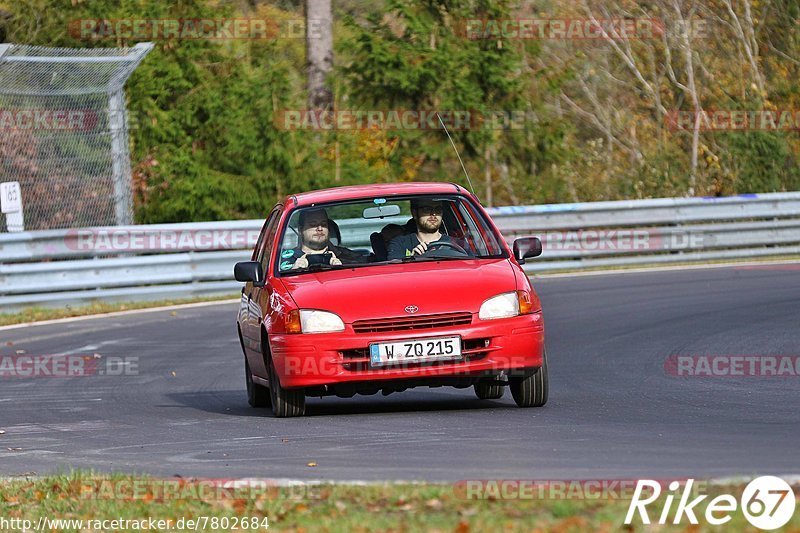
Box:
[280,259,517,323]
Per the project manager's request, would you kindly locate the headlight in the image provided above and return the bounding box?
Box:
[298,310,345,333]
[479,292,519,320]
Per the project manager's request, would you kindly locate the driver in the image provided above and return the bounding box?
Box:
[280,208,364,270]
[387,199,452,259]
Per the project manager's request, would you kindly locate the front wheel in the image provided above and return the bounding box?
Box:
[509,350,548,407]
[474,380,504,400]
[268,357,306,417]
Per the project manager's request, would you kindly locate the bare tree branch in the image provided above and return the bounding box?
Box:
[559,91,640,158]
[721,0,765,95]
[579,1,668,116]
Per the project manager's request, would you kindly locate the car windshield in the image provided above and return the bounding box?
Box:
[276,194,506,275]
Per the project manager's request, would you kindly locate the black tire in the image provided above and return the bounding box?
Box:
[245,358,271,408]
[268,356,306,418]
[509,349,548,408]
[474,380,504,400]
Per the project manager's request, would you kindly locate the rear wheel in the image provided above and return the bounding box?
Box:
[474,380,504,400]
[509,350,548,407]
[268,356,306,418]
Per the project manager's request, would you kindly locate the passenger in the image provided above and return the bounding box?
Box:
[387,199,452,259]
[379,223,405,248]
[280,208,364,271]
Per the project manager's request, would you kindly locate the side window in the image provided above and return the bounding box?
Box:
[258,208,283,272]
[460,200,503,255]
[251,217,271,261]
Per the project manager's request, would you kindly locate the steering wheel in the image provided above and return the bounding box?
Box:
[424,241,470,256]
[306,252,333,265]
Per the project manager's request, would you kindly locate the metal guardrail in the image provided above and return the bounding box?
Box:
[2,192,800,310]
[489,192,800,231]
[0,220,262,262]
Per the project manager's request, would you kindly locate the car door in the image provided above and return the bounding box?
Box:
[240,216,269,341]
[243,206,283,377]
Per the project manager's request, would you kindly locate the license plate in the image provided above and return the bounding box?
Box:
[369,336,462,367]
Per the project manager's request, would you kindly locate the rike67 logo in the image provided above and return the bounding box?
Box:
[625,476,796,530]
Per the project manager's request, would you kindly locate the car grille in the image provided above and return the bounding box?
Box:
[352,312,472,334]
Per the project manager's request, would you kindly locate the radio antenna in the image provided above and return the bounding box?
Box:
[436,112,477,198]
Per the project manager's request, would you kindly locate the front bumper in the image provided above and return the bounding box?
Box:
[269,312,544,388]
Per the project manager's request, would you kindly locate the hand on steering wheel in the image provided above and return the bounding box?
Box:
[424,241,469,256]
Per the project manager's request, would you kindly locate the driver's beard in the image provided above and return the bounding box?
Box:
[304,239,328,252]
[418,220,440,233]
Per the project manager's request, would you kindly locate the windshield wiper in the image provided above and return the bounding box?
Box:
[422,254,471,261]
[386,255,467,264]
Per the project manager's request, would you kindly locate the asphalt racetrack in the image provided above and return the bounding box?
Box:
[1,264,798,481]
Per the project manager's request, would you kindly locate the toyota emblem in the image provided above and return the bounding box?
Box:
[404,305,419,314]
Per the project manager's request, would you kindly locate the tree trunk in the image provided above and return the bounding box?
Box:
[679,1,701,197]
[306,0,333,110]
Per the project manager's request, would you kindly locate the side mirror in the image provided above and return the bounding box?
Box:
[513,237,542,264]
[234,261,265,287]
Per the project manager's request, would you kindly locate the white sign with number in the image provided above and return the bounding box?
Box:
[1,181,22,214]
[1,181,25,232]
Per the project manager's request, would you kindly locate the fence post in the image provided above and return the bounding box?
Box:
[107,42,152,226]
[109,89,132,225]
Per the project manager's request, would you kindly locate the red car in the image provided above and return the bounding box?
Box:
[235,182,546,417]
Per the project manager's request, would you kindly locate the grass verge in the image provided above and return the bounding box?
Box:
[0,473,798,532]
[0,294,239,327]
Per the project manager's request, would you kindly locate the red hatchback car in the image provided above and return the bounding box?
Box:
[235,182,546,417]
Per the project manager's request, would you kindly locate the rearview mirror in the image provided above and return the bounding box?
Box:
[513,237,542,264]
[234,261,265,287]
[363,204,401,219]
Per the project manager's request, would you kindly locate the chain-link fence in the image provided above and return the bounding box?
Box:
[0,43,152,232]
